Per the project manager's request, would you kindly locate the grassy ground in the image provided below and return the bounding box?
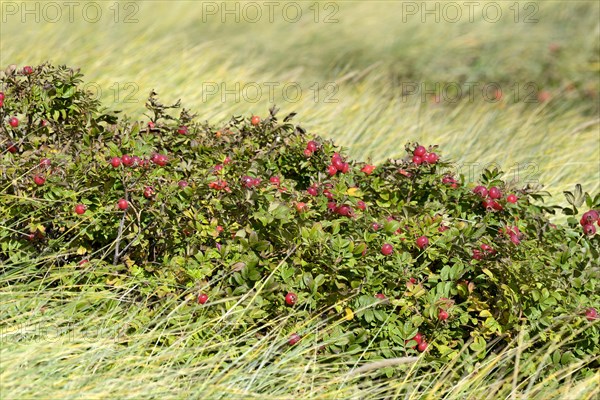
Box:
[1,273,599,399]
[1,1,599,398]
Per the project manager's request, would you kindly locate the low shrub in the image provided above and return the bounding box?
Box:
[1,64,598,378]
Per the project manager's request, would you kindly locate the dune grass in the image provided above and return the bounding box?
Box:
[1,264,599,399]
[1,1,598,196]
[1,1,599,398]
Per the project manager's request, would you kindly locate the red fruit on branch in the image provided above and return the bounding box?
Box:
[424,152,438,164]
[416,235,429,249]
[583,224,596,236]
[288,333,301,345]
[198,293,209,304]
[361,164,376,175]
[34,175,46,186]
[327,165,338,176]
[585,307,598,321]
[110,157,122,168]
[285,292,298,306]
[121,154,133,167]
[473,186,488,198]
[381,243,393,256]
[506,194,518,203]
[7,143,18,153]
[306,141,319,152]
[489,187,502,199]
[413,145,427,157]
[117,199,129,210]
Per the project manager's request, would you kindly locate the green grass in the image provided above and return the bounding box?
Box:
[1,1,600,398]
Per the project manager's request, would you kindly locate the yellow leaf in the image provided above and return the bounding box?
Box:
[76,246,87,255]
[346,187,362,197]
[479,310,492,318]
[344,307,354,321]
[482,268,494,279]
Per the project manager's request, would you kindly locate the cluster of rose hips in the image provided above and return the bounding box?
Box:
[580,210,599,236]
[442,175,458,189]
[27,157,92,214]
[327,202,355,217]
[361,164,376,175]
[303,140,320,158]
[407,332,428,352]
[412,145,439,165]
[0,91,4,108]
[500,225,523,245]
[327,153,350,175]
[208,179,230,191]
[378,235,429,256]
[472,243,497,260]
[473,185,517,212]
[241,175,261,189]
[109,152,168,169]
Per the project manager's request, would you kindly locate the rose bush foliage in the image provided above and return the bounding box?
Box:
[1,64,598,374]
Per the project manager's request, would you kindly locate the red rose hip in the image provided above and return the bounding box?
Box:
[489,187,501,199]
[117,199,129,210]
[288,333,301,345]
[198,293,209,304]
[285,292,297,306]
[381,243,393,256]
[585,307,598,321]
[110,157,122,168]
[413,145,427,157]
[33,175,45,186]
[416,236,429,249]
[306,141,318,152]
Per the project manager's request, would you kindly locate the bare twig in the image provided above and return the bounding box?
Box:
[113,208,127,265]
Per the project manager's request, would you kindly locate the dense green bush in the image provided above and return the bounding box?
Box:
[1,64,598,376]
